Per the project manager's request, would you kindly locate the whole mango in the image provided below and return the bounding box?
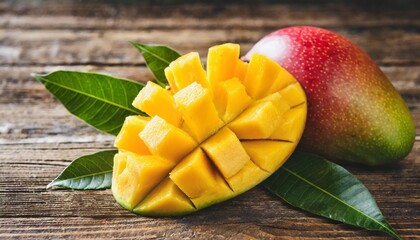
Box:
[244,26,415,165]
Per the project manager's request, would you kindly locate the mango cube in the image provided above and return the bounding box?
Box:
[234,60,248,82]
[271,104,307,142]
[134,178,195,216]
[254,92,291,117]
[279,82,307,107]
[112,152,174,210]
[174,82,223,142]
[207,43,240,90]
[169,52,209,91]
[132,81,182,126]
[229,101,281,139]
[190,174,233,209]
[214,78,252,123]
[164,67,179,92]
[114,116,151,155]
[202,127,249,178]
[269,65,297,93]
[139,116,197,163]
[226,160,268,193]
[242,53,281,99]
[241,140,295,172]
[170,149,222,198]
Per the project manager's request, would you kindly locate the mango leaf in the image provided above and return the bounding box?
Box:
[132,42,181,87]
[263,151,401,240]
[47,150,117,190]
[33,71,145,136]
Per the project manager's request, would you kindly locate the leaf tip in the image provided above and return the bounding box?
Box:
[46,181,55,190]
[32,72,52,82]
[387,228,402,240]
[31,73,42,80]
[130,41,143,49]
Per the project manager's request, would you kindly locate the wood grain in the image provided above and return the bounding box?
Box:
[1,28,419,66]
[1,2,419,66]
[0,1,419,239]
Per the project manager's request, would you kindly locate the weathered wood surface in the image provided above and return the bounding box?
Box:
[0,1,419,239]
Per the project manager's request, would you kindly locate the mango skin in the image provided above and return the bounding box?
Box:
[244,26,415,165]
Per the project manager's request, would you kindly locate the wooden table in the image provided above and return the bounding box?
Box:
[1,1,419,239]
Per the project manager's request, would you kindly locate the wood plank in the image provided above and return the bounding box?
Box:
[1,65,418,90]
[0,217,413,239]
[1,28,418,65]
[1,2,419,30]
[0,141,418,238]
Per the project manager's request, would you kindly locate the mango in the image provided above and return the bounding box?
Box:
[112,152,174,210]
[201,127,250,178]
[132,81,182,126]
[139,116,197,163]
[245,26,415,165]
[207,43,240,90]
[167,52,209,91]
[114,116,151,155]
[228,100,281,139]
[173,82,223,142]
[169,148,229,199]
[214,77,252,123]
[133,178,195,216]
[112,43,307,216]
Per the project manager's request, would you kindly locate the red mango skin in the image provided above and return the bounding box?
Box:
[245,26,415,166]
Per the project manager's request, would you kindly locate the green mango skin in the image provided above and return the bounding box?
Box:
[244,26,415,166]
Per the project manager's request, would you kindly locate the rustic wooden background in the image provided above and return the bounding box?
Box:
[0,0,419,239]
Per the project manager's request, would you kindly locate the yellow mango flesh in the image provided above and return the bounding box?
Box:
[169,52,209,91]
[139,116,197,163]
[241,140,295,172]
[202,127,250,179]
[228,101,281,139]
[170,148,228,199]
[207,43,240,90]
[112,152,174,210]
[271,103,307,142]
[114,116,151,155]
[133,178,195,216]
[279,82,307,107]
[226,160,268,193]
[174,82,223,142]
[132,81,182,126]
[164,67,178,92]
[234,60,248,82]
[269,64,297,93]
[214,77,252,123]
[242,53,283,99]
[112,43,307,216]
[256,92,291,116]
[189,172,233,209]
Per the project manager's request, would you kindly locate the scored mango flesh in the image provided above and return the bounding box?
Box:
[112,43,307,216]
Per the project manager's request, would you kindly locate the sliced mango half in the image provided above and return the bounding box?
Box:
[112,43,307,216]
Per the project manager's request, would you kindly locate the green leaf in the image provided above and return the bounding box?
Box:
[132,42,181,87]
[33,71,145,136]
[47,150,117,190]
[263,151,401,240]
